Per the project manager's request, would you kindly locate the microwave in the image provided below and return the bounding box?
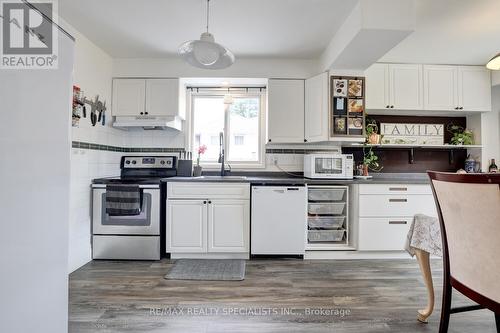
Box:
[304,153,354,179]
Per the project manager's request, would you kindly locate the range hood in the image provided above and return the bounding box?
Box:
[113,116,182,131]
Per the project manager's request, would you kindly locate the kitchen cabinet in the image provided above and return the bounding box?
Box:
[145,79,180,116]
[208,200,249,253]
[166,182,250,257]
[268,79,305,143]
[423,65,457,111]
[112,79,146,117]
[365,63,390,110]
[305,72,329,142]
[358,184,437,251]
[166,200,206,253]
[365,63,422,110]
[112,78,181,117]
[457,66,491,112]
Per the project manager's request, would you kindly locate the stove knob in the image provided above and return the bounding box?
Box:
[125,160,131,165]
[131,160,137,165]
[160,160,165,165]
[166,160,171,165]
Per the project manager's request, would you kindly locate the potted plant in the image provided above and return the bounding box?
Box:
[448,124,474,145]
[193,144,207,177]
[362,145,383,176]
[365,118,381,145]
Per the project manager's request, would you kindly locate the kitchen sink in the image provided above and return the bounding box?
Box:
[196,176,247,180]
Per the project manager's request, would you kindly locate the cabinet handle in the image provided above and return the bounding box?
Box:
[389,198,407,202]
[145,112,149,115]
[386,105,390,108]
[268,139,272,143]
[390,105,394,108]
[454,107,459,110]
[389,187,407,191]
[459,107,463,110]
[304,139,307,142]
[208,201,212,204]
[140,112,144,115]
[203,201,207,204]
[389,221,408,224]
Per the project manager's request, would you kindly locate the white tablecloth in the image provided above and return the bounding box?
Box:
[405,214,442,257]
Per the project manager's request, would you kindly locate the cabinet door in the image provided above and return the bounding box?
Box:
[423,65,457,111]
[112,79,145,116]
[207,199,249,253]
[365,63,389,109]
[268,79,305,143]
[389,64,423,110]
[145,79,180,117]
[457,66,491,112]
[305,72,329,142]
[166,200,207,253]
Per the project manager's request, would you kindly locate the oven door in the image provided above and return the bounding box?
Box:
[92,186,160,235]
[313,156,346,178]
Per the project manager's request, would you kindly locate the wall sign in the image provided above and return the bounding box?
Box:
[380,123,444,145]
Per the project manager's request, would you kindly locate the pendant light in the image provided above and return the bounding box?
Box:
[486,53,500,70]
[178,0,235,69]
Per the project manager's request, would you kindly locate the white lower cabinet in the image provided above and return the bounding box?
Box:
[357,184,437,251]
[166,183,250,257]
[166,200,207,253]
[208,200,249,253]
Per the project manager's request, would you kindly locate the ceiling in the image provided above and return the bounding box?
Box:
[58,0,357,59]
[380,0,500,65]
[59,0,500,65]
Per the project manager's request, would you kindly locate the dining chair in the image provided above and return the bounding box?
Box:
[427,171,500,333]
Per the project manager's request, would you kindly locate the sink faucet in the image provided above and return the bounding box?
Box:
[218,131,226,176]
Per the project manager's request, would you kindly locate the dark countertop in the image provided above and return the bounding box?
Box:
[162,173,431,185]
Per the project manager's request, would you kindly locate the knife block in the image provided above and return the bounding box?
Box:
[177,160,193,177]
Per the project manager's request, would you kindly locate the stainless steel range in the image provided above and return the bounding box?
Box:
[92,156,177,260]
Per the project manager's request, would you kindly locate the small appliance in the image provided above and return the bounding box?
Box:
[304,153,354,179]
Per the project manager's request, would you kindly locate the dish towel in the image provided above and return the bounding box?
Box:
[105,185,142,216]
[405,214,442,257]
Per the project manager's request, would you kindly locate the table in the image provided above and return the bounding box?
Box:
[405,214,442,323]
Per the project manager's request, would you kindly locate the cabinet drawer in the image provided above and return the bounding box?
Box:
[358,217,412,251]
[359,184,431,195]
[359,194,437,217]
[167,182,250,199]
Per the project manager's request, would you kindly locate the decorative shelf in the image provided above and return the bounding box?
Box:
[347,144,483,149]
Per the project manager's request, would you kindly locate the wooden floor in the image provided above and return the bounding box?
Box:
[69,259,497,333]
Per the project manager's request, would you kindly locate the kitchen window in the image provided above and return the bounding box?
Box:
[189,88,266,168]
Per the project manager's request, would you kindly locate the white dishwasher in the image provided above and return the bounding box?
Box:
[251,186,307,255]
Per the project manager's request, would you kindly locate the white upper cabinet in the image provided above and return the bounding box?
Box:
[112,79,146,116]
[365,63,422,110]
[457,66,491,112]
[365,63,390,109]
[268,79,305,143]
[145,79,180,117]
[112,78,181,117]
[423,65,457,111]
[389,64,423,110]
[305,72,329,143]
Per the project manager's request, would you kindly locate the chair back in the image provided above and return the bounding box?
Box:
[428,171,500,306]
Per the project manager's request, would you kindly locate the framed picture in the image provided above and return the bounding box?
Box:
[333,79,348,97]
[348,98,364,114]
[333,97,347,115]
[333,117,347,135]
[348,117,363,135]
[348,79,363,97]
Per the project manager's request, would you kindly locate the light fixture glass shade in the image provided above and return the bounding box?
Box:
[179,32,235,70]
[486,53,500,70]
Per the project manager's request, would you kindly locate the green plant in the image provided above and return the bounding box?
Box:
[365,118,378,137]
[448,124,474,145]
[363,145,383,172]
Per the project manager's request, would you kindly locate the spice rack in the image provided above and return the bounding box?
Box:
[306,185,350,250]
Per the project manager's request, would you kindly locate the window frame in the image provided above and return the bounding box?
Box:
[187,88,266,169]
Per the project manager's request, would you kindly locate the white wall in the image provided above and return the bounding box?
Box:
[0,30,74,333]
[113,57,320,79]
